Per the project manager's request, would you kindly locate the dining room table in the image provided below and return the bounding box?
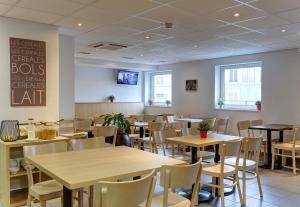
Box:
[25,146,185,207]
[176,118,203,128]
[248,124,293,169]
[165,132,242,203]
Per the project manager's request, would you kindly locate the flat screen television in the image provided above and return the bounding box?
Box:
[117,70,139,85]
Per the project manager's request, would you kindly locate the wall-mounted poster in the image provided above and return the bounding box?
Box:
[185,80,198,91]
[10,37,46,106]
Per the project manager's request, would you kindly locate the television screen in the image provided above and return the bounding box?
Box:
[117,70,139,85]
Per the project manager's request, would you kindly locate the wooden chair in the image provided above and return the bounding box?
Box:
[23,142,67,207]
[272,128,300,175]
[144,114,157,122]
[250,119,268,163]
[202,140,242,207]
[137,122,164,152]
[215,118,229,134]
[69,137,112,207]
[237,120,251,136]
[203,118,217,131]
[75,118,93,131]
[150,160,202,207]
[93,115,105,126]
[95,170,157,207]
[225,137,263,206]
[93,126,117,146]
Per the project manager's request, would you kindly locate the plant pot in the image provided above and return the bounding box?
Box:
[256,104,261,111]
[218,105,223,109]
[200,131,208,139]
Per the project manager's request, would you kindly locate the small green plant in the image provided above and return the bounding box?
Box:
[218,98,224,106]
[255,100,261,105]
[108,95,115,103]
[103,113,131,134]
[198,121,211,131]
[165,100,171,106]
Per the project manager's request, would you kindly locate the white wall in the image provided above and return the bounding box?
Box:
[0,17,59,122]
[59,35,75,119]
[147,49,300,135]
[75,65,144,103]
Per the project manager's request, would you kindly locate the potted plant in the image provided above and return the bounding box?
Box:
[165,100,171,107]
[255,100,261,111]
[217,98,224,109]
[148,99,153,106]
[108,95,115,103]
[198,121,211,138]
[103,113,131,146]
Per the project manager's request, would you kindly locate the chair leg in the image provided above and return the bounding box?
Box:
[89,186,94,207]
[236,175,242,204]
[212,177,216,198]
[27,194,32,207]
[220,177,225,207]
[40,200,46,207]
[264,145,267,163]
[256,167,263,197]
[271,148,275,170]
[242,171,246,206]
[78,189,84,207]
[292,151,297,175]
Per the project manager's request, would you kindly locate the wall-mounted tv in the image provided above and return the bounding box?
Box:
[117,70,139,85]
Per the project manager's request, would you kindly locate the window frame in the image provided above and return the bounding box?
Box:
[215,61,262,111]
[149,71,172,106]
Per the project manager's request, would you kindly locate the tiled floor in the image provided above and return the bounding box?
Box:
[21,168,300,207]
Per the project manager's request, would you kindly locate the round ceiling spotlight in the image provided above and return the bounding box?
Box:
[77,23,83,27]
[165,22,173,29]
[234,13,240,17]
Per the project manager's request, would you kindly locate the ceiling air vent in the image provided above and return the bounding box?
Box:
[88,42,130,51]
[78,51,91,55]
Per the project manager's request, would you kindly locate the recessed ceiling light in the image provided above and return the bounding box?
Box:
[77,23,82,27]
[281,29,286,33]
[194,45,198,48]
[145,36,150,39]
[234,13,240,17]
[140,54,144,57]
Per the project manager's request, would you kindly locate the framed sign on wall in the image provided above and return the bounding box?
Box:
[10,37,46,106]
[185,80,198,91]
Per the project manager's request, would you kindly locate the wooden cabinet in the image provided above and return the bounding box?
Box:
[0,137,73,207]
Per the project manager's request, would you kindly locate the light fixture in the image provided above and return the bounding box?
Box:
[140,54,144,57]
[77,23,82,27]
[234,13,240,17]
[194,45,198,48]
[281,29,286,33]
[145,36,150,39]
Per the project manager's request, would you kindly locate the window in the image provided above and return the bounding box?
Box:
[215,62,262,110]
[150,72,172,105]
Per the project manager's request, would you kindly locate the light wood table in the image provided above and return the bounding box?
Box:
[26,146,185,207]
[176,118,203,128]
[134,121,148,138]
[166,133,242,203]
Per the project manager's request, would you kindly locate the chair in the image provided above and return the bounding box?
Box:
[0,120,19,137]
[23,142,67,207]
[75,118,93,131]
[150,160,202,207]
[215,118,229,134]
[93,126,117,146]
[202,140,242,207]
[69,137,112,207]
[225,137,263,206]
[237,120,251,136]
[250,120,267,163]
[137,122,164,152]
[144,114,157,122]
[203,118,217,131]
[95,170,157,207]
[93,115,105,126]
[272,128,300,175]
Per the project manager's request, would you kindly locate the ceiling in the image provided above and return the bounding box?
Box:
[1,0,300,65]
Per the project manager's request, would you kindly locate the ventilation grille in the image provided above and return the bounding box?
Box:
[78,51,91,55]
[88,42,130,50]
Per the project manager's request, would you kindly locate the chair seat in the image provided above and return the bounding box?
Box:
[30,180,62,200]
[224,157,256,170]
[273,143,300,150]
[145,191,191,207]
[202,164,236,177]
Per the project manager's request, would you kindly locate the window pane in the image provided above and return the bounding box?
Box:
[152,73,172,103]
[222,63,261,106]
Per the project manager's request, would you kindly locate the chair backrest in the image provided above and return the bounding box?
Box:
[94,116,105,126]
[220,140,242,172]
[250,120,263,137]
[215,118,229,134]
[188,127,199,136]
[242,137,263,164]
[96,170,156,207]
[162,129,177,139]
[148,122,164,132]
[74,118,93,130]
[203,118,217,131]
[237,120,251,136]
[23,142,68,187]
[152,131,164,145]
[69,136,108,151]
[144,114,157,122]
[160,160,202,207]
[93,126,117,146]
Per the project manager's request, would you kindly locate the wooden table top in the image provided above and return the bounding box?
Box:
[176,118,203,123]
[166,133,242,148]
[248,124,294,131]
[26,146,185,190]
[134,122,149,127]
